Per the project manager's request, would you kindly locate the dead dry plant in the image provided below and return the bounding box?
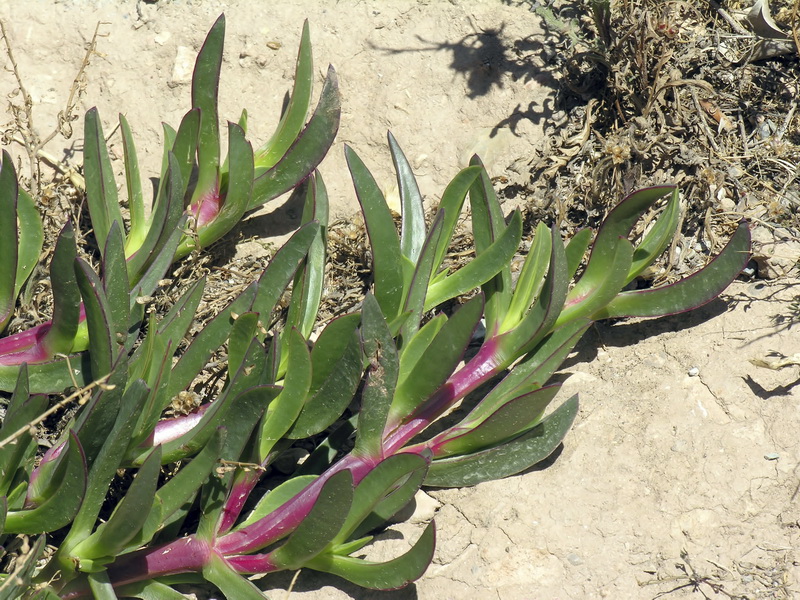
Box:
[526,0,799,279]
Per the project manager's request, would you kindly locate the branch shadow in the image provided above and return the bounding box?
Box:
[258,568,419,599]
[368,18,561,137]
[743,373,800,399]
[563,297,731,368]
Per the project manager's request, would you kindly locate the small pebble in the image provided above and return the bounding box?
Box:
[566,553,583,566]
[764,452,780,461]
[688,367,700,377]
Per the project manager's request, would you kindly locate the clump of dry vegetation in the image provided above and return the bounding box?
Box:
[518,0,799,281]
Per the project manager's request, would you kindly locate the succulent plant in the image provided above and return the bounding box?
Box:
[0,14,339,394]
[0,13,750,600]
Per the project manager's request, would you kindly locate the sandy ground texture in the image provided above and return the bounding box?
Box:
[1,1,799,599]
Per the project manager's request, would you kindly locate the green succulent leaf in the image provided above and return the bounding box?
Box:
[349,454,428,540]
[562,185,674,317]
[594,221,751,319]
[159,380,276,466]
[127,153,187,284]
[431,166,483,270]
[167,222,318,398]
[397,313,446,384]
[168,108,201,198]
[202,554,269,600]
[70,356,129,469]
[468,155,513,333]
[73,446,163,563]
[432,384,562,458]
[425,209,522,311]
[388,132,425,264]
[227,312,261,378]
[307,520,435,590]
[114,580,190,600]
[398,210,445,343]
[141,427,226,542]
[41,222,81,356]
[425,395,579,487]
[288,313,362,439]
[0,151,19,332]
[565,228,592,280]
[15,186,43,293]
[267,469,353,570]
[481,319,590,412]
[354,294,399,458]
[101,222,131,353]
[75,257,117,379]
[500,224,569,362]
[130,215,190,310]
[346,145,404,319]
[128,337,172,450]
[625,186,680,284]
[502,221,551,332]
[179,122,254,257]
[4,432,87,534]
[59,379,149,567]
[285,171,328,340]
[129,277,204,387]
[255,19,313,169]
[258,328,312,459]
[390,295,483,424]
[251,65,340,208]
[190,14,224,204]
[330,453,428,547]
[119,113,146,254]
[87,570,119,598]
[555,237,633,327]
[0,367,47,497]
[84,107,124,252]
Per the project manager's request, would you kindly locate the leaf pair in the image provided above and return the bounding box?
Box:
[0,152,43,334]
[346,136,521,344]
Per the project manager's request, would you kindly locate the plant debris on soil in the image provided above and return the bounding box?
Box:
[513,0,799,284]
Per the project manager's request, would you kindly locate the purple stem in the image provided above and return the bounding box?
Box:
[189,186,222,229]
[60,537,213,599]
[0,306,87,366]
[383,340,506,453]
[105,335,508,584]
[224,552,281,574]
[217,465,265,535]
[150,405,209,446]
[216,339,505,556]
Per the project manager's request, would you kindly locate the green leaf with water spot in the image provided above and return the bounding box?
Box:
[267,469,353,570]
[354,294,399,458]
[425,395,579,487]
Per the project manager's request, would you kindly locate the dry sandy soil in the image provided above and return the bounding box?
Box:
[1,1,799,599]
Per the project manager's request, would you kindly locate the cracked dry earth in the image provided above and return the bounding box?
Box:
[1,1,799,599]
